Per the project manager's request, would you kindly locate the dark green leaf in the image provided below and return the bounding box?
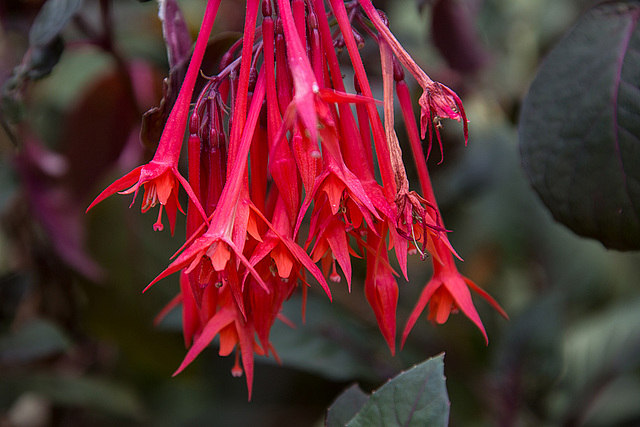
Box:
[346,354,449,427]
[29,0,83,47]
[519,2,640,250]
[326,384,370,427]
[0,319,70,364]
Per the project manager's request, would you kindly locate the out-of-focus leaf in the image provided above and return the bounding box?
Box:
[555,298,640,425]
[519,2,640,250]
[326,384,369,427]
[1,90,26,126]
[346,354,449,427]
[563,298,640,391]
[59,65,145,199]
[140,87,169,149]
[266,294,394,382]
[29,0,83,47]
[431,0,487,74]
[2,0,82,125]
[26,36,65,80]
[583,376,640,427]
[491,294,564,422]
[0,274,30,325]
[16,139,104,280]
[6,374,145,419]
[141,0,191,149]
[0,319,71,364]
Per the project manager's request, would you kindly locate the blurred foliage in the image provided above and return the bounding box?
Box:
[1,0,640,426]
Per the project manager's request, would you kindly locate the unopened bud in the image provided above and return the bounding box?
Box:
[393,58,405,82]
[189,112,200,135]
[377,9,389,28]
[353,74,362,94]
[353,28,365,49]
[262,0,272,17]
[248,66,258,92]
[308,10,318,29]
[220,51,234,70]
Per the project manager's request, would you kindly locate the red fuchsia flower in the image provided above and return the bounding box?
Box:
[402,238,508,345]
[171,284,263,398]
[392,56,508,344]
[86,0,221,233]
[364,221,399,355]
[146,41,331,395]
[100,0,509,398]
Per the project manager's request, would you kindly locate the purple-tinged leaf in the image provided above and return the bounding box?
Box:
[158,0,192,69]
[520,2,640,250]
[141,0,192,149]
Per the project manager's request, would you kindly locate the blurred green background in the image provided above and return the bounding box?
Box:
[2,0,640,426]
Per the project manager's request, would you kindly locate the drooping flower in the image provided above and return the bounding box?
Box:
[86,0,221,232]
[91,0,509,398]
[393,54,508,344]
[364,222,399,354]
[402,239,508,345]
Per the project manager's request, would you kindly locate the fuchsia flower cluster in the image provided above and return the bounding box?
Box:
[88,0,506,397]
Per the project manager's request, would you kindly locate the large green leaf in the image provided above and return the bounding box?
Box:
[345,354,449,427]
[519,2,640,250]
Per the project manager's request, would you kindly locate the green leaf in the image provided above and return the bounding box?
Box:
[519,2,640,250]
[346,354,449,427]
[0,319,71,364]
[326,384,370,427]
[29,0,83,47]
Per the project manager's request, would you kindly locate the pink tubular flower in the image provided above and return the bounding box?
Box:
[86,0,221,232]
